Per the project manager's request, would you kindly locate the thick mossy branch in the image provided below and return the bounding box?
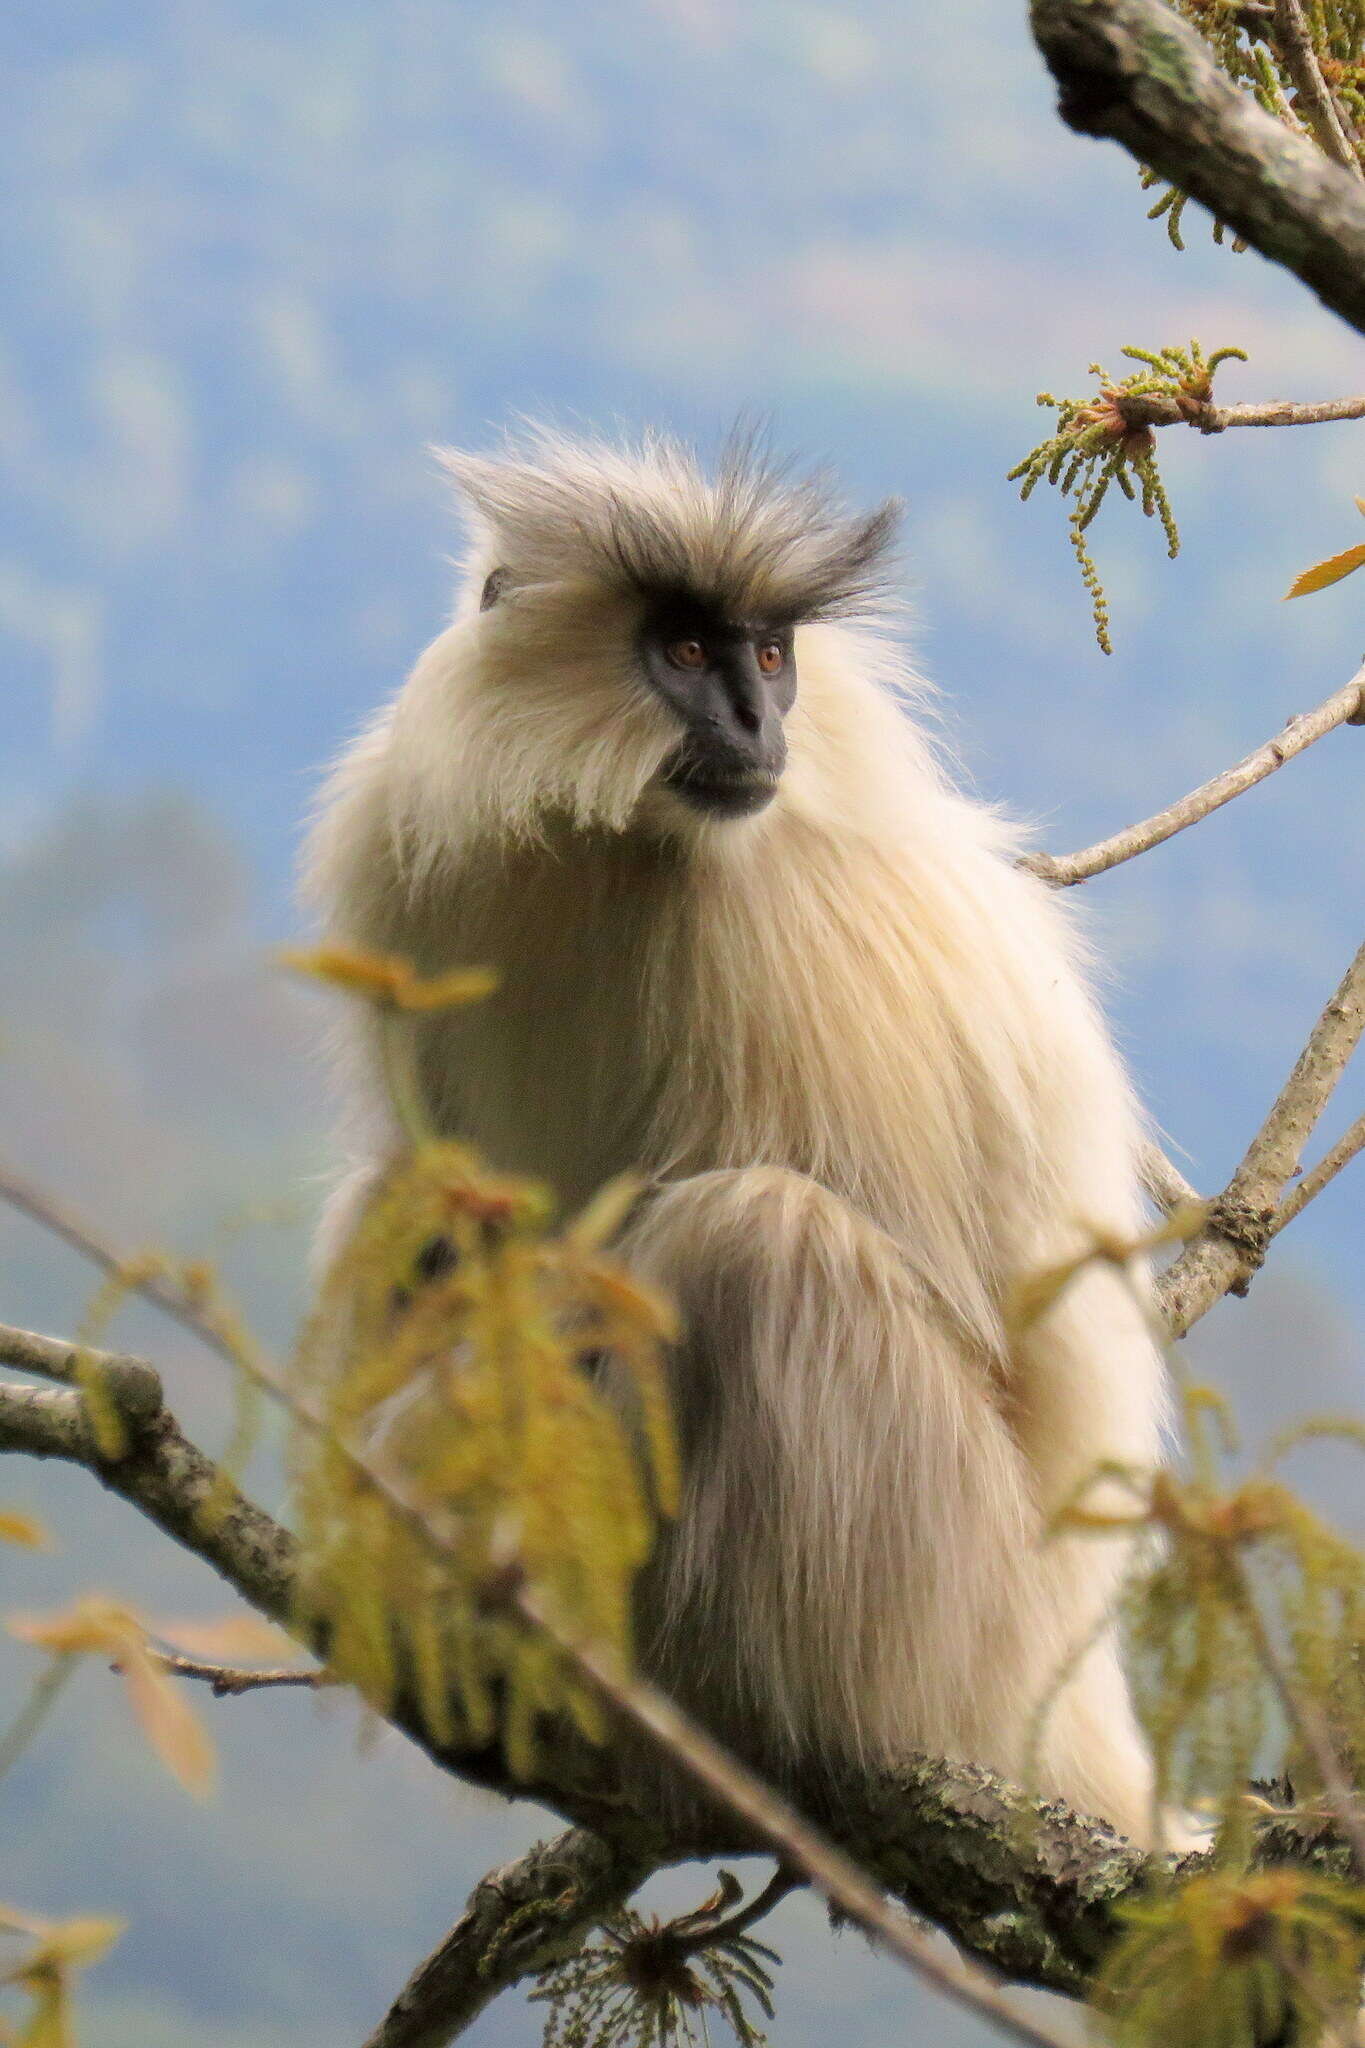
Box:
[1030,0,1365,337]
[1,1358,1355,2008]
[360,1830,655,2048]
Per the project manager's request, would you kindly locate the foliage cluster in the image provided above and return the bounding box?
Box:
[1176,0,1365,178]
[532,1876,779,2048]
[1008,341,1244,652]
[291,1138,679,1776]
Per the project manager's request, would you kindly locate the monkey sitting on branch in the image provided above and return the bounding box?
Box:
[304,428,1172,1847]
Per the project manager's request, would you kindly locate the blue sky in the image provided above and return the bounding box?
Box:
[2,3,1364,2043]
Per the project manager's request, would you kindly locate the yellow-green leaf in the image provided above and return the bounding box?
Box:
[148,1614,296,1663]
[14,1979,68,2048]
[119,1649,216,1798]
[564,1174,645,1252]
[7,1597,141,1659]
[1285,541,1365,598]
[278,945,496,1012]
[0,1512,48,1550]
[29,1919,123,1971]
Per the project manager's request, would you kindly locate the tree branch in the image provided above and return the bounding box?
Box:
[1020,668,1365,886]
[1159,938,1365,1333]
[1271,0,1362,176]
[1271,1110,1365,1234]
[0,1374,298,1629]
[0,1346,1352,2048]
[148,1651,332,1697]
[0,1319,164,1417]
[1118,393,1365,431]
[1029,0,1365,337]
[0,1162,255,1379]
[359,1830,655,2048]
[666,1865,804,1958]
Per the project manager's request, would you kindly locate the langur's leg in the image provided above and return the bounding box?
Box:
[614,1166,1162,1845]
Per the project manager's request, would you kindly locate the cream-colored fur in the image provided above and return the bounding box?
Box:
[304,431,1169,1845]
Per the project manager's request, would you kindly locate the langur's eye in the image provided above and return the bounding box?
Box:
[756,642,784,675]
[666,639,709,671]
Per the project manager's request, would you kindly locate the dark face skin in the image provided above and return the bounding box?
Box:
[637,594,796,819]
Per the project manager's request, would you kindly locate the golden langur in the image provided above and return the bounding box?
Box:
[304,429,1171,1845]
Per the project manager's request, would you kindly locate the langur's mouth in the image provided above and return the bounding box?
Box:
[662,759,781,818]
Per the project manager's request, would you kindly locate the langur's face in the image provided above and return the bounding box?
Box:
[635,594,797,819]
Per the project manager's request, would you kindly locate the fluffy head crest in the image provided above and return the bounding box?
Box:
[437,426,901,625]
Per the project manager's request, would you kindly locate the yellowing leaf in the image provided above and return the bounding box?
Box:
[394,966,499,1012]
[14,1979,67,2048]
[0,1908,45,1939]
[26,1920,123,1972]
[7,1597,142,1659]
[564,1174,645,1252]
[0,1513,48,1550]
[1285,540,1365,598]
[149,1614,296,1663]
[279,945,497,1011]
[119,1650,216,1798]
[7,1599,215,1796]
[1354,495,1365,516]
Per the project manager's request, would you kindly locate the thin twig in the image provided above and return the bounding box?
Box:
[666,1866,803,1960]
[1272,1112,1365,1234]
[1119,393,1365,431]
[1021,669,1365,886]
[0,1163,248,1378]
[1160,939,1365,1334]
[147,1651,333,1697]
[1272,0,1363,176]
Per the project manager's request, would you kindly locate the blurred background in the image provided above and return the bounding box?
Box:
[1,3,1363,2043]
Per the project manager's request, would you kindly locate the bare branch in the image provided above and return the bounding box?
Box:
[1030,0,1365,338]
[1272,0,1363,176]
[1118,393,1365,432]
[360,1830,655,2048]
[148,1651,333,1697]
[1272,1111,1365,1234]
[665,1865,803,1958]
[0,1161,251,1376]
[1021,669,1365,886]
[0,1318,163,1420]
[1160,939,1365,1334]
[0,1380,101,1464]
